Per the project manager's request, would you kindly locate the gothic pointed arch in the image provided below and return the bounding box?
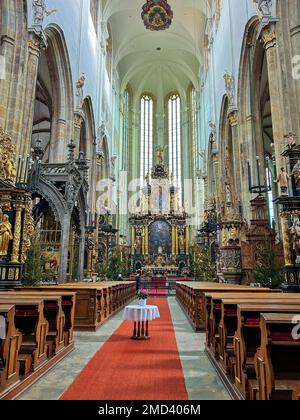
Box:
[32,24,74,163]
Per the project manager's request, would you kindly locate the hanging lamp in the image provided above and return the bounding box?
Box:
[141,0,174,31]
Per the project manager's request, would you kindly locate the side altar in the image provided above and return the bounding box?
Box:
[129,163,190,277]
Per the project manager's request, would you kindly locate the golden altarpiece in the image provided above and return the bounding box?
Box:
[129,163,189,276]
[0,128,34,289]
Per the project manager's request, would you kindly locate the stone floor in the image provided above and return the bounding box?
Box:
[18,298,231,400]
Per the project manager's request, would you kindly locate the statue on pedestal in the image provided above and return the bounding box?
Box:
[179,233,185,253]
[275,167,290,196]
[225,184,232,206]
[0,213,13,257]
[290,219,300,264]
[292,160,300,190]
[156,145,168,165]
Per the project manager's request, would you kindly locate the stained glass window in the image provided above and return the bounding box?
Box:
[140,94,153,187]
[168,93,182,205]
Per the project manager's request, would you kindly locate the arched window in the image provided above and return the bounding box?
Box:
[168,93,182,204]
[140,94,154,187]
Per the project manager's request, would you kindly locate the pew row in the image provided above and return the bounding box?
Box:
[0,292,75,400]
[18,282,135,331]
[176,282,273,331]
[204,292,300,400]
[255,313,300,400]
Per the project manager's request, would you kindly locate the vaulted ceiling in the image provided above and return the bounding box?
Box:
[102,0,212,98]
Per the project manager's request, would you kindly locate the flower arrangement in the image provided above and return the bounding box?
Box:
[137,289,149,300]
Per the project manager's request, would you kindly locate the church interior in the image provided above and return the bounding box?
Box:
[1,0,300,402]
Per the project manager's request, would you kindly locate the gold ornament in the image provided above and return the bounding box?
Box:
[0,128,17,180]
[0,212,13,256]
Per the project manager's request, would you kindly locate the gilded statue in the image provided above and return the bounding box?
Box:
[0,128,17,180]
[0,213,13,257]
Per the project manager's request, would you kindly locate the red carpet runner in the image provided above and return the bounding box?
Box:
[61,298,188,400]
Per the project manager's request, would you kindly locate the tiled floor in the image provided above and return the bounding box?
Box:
[18,298,230,400]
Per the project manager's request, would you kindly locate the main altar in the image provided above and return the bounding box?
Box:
[129,160,190,277]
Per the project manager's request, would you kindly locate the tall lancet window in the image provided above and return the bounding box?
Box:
[168,93,182,205]
[140,94,153,187]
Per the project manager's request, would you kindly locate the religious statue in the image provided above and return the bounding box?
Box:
[254,0,272,16]
[32,0,57,26]
[284,132,297,150]
[135,234,142,253]
[0,214,13,257]
[2,154,16,180]
[292,160,300,190]
[290,219,300,264]
[275,167,290,196]
[156,145,168,165]
[179,233,185,253]
[228,227,240,245]
[225,184,232,206]
[76,73,86,108]
[158,243,164,255]
[223,71,235,106]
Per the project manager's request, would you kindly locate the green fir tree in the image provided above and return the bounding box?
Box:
[252,243,284,289]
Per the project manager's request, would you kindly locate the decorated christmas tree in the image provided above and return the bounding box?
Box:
[190,245,217,282]
[252,242,284,289]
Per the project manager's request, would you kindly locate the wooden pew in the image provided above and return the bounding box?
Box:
[0,304,22,398]
[293,387,300,400]
[255,313,300,400]
[234,303,300,399]
[18,282,135,331]
[176,282,272,331]
[15,290,76,346]
[0,292,65,356]
[206,293,299,360]
[0,297,49,372]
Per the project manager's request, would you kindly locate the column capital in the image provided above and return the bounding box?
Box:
[261,26,277,50]
[228,111,239,127]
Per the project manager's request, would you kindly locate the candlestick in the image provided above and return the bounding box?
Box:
[247,160,252,191]
[266,157,271,189]
[256,156,261,194]
[16,155,22,184]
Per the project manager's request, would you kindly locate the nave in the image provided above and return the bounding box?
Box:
[18,298,230,401]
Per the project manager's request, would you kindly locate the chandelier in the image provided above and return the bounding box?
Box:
[141,1,174,31]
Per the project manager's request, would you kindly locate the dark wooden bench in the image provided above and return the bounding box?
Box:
[0,292,65,355]
[234,303,300,399]
[255,313,300,400]
[22,282,135,331]
[0,297,48,371]
[176,282,271,331]
[0,304,22,398]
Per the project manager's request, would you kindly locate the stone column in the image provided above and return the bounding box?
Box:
[59,213,71,284]
[11,206,23,264]
[261,27,285,170]
[20,34,42,158]
[228,111,241,198]
[280,213,293,266]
